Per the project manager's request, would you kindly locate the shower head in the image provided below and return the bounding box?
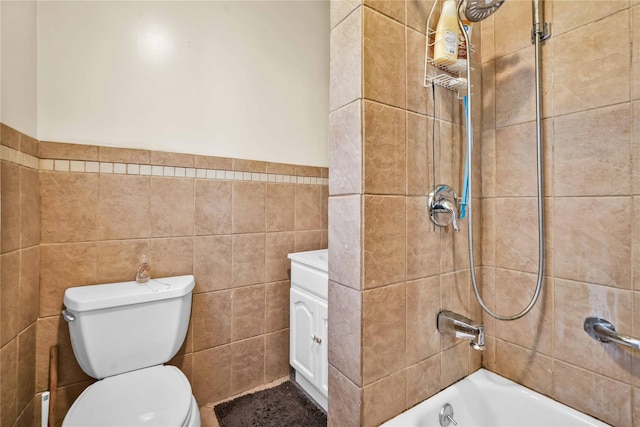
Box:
[461,0,506,22]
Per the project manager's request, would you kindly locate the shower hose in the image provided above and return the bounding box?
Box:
[459,3,546,321]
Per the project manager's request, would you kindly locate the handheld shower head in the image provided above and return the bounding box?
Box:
[461,0,505,22]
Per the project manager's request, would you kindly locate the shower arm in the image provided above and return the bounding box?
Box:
[457,0,549,321]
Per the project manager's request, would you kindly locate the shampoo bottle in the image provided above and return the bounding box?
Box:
[433,0,460,67]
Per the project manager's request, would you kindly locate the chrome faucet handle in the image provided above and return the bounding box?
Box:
[440,199,460,232]
[470,324,485,351]
[428,185,460,231]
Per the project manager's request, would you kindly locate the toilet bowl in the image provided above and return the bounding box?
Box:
[61,275,200,427]
[63,366,200,427]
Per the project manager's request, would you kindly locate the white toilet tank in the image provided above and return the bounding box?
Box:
[62,275,195,380]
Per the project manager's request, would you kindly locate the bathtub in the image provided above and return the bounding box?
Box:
[382,369,609,427]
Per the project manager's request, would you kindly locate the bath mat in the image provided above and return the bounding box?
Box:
[214,381,327,427]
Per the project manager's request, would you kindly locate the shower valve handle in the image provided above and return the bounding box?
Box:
[440,200,460,232]
[428,185,460,232]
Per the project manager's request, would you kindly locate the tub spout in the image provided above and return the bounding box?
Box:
[437,310,485,351]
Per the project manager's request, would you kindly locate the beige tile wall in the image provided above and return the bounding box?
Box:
[1,124,328,427]
[1,124,40,427]
[328,1,483,425]
[330,0,640,426]
[482,1,640,426]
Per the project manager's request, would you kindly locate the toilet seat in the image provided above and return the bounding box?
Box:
[62,365,194,427]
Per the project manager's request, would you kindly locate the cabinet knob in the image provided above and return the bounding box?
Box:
[312,335,322,344]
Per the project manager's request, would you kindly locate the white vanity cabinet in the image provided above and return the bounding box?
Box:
[288,249,328,411]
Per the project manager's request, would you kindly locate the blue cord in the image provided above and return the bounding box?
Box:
[460,96,471,219]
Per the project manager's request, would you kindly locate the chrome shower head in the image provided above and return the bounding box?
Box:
[461,0,505,22]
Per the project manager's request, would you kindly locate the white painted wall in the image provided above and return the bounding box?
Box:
[1,0,38,138]
[38,1,329,166]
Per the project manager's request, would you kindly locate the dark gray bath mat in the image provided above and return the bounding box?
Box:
[214,381,327,427]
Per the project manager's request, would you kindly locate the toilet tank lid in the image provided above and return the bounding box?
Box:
[64,275,195,312]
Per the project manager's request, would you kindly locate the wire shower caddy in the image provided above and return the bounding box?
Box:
[424,0,474,97]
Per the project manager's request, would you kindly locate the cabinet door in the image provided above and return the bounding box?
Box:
[316,299,329,397]
[290,288,317,383]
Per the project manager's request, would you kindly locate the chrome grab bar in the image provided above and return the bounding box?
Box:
[584,317,640,350]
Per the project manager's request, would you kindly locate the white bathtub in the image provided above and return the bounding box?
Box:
[382,369,609,427]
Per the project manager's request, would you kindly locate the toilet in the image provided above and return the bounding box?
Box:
[60,275,200,427]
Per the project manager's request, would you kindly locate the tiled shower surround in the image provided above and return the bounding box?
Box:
[480,2,639,426]
[328,0,639,426]
[0,123,328,427]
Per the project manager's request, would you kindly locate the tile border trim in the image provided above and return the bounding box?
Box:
[1,139,328,185]
[37,158,328,184]
[1,144,39,170]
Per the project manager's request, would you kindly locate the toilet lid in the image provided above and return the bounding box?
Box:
[63,365,193,427]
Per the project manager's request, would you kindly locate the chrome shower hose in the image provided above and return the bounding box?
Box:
[459,3,546,321]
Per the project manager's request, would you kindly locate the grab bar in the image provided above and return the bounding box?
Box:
[584,317,640,350]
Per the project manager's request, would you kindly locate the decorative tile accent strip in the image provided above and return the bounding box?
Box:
[0,136,327,185]
[0,145,39,169]
[36,157,329,185]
